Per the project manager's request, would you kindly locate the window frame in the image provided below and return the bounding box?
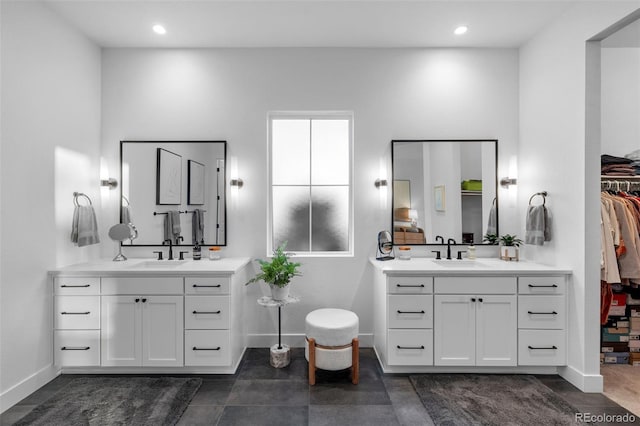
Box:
[267,111,354,258]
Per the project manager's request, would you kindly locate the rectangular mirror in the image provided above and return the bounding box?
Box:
[121,140,226,246]
[391,139,498,245]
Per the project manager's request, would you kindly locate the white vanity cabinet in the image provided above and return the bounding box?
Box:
[433,277,517,366]
[50,258,250,373]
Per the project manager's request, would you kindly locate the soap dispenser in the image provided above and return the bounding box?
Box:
[467,244,476,260]
[193,241,202,260]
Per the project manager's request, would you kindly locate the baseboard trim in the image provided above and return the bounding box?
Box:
[0,364,60,413]
[246,333,373,348]
[559,365,603,393]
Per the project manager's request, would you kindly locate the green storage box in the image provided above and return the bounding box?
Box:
[461,180,482,191]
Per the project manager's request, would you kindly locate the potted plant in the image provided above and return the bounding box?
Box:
[482,233,499,245]
[499,234,522,261]
[246,242,302,300]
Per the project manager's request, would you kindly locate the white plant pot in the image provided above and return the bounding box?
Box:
[270,284,290,301]
[500,245,519,261]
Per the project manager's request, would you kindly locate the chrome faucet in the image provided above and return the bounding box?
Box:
[163,239,174,260]
[446,238,457,260]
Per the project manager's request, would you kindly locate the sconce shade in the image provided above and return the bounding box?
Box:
[375,179,388,188]
[230,178,244,188]
[101,178,118,189]
[500,177,517,188]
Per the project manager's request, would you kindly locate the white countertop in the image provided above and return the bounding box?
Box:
[369,257,571,276]
[50,257,252,276]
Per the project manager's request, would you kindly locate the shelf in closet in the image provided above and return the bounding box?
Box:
[461,190,482,196]
[600,176,640,180]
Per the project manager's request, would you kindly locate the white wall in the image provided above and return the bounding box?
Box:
[0,2,101,411]
[101,48,520,347]
[519,2,639,392]
[601,47,640,156]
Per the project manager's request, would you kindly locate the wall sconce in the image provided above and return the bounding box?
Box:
[100,178,118,189]
[500,177,517,188]
[375,179,388,188]
[230,178,244,188]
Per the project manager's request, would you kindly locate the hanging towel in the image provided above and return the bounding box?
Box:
[192,209,205,244]
[121,205,132,225]
[525,204,551,245]
[71,205,100,247]
[486,202,497,236]
[164,210,182,244]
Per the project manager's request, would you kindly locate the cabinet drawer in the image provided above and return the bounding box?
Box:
[387,276,433,294]
[185,277,230,295]
[54,330,100,366]
[54,277,100,295]
[185,296,230,329]
[185,330,230,366]
[55,296,100,329]
[518,276,565,295]
[518,296,565,330]
[434,277,516,294]
[518,330,566,366]
[101,277,183,295]
[387,329,433,366]
[388,295,433,329]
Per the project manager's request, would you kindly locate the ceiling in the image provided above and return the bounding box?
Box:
[44,0,590,48]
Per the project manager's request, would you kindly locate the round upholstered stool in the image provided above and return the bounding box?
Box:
[305,308,359,385]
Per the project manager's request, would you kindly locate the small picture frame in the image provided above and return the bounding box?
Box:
[156,148,182,205]
[188,160,205,205]
[434,185,446,212]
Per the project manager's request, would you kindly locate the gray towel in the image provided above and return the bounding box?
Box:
[192,209,204,244]
[71,205,100,247]
[486,202,497,235]
[164,211,182,244]
[121,205,132,225]
[525,205,552,245]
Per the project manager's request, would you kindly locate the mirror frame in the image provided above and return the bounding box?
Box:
[119,140,228,247]
[391,139,499,246]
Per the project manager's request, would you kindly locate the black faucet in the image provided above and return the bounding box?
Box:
[446,238,457,260]
[176,236,184,245]
[435,235,444,245]
[163,239,174,260]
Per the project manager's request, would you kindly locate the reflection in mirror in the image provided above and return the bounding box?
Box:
[391,140,497,245]
[120,141,226,246]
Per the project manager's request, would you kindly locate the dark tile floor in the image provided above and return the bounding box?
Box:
[1,348,638,425]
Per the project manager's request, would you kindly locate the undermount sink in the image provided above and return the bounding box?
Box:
[133,260,188,268]
[432,260,488,267]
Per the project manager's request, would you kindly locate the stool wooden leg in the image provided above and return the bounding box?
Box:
[351,337,359,385]
[308,338,316,386]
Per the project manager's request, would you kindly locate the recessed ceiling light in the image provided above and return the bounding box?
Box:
[454,26,468,35]
[153,24,167,35]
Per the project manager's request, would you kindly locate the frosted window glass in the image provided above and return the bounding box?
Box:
[272,120,310,185]
[311,120,350,185]
[272,186,310,252]
[311,186,349,251]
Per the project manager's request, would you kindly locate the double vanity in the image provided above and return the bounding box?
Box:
[51,256,570,376]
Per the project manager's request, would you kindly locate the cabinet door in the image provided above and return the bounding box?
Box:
[142,295,184,367]
[101,296,142,367]
[475,295,517,366]
[434,295,475,366]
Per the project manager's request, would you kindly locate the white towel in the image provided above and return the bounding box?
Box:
[71,205,100,247]
[121,205,132,225]
[486,202,497,236]
[525,205,552,245]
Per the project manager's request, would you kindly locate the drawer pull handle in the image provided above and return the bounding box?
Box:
[192,284,222,288]
[528,284,558,288]
[192,346,221,351]
[60,284,91,288]
[397,310,425,314]
[528,345,558,350]
[61,346,90,351]
[527,311,558,315]
[396,284,425,288]
[397,345,425,350]
[193,310,221,314]
[61,311,90,315]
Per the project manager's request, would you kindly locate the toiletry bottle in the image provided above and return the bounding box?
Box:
[467,244,476,260]
[193,241,202,260]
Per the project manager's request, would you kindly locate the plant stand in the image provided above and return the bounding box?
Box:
[257,295,300,368]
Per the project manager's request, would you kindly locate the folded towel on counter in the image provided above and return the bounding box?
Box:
[525,204,552,245]
[71,205,100,247]
[163,210,182,243]
[486,202,497,236]
[192,209,205,244]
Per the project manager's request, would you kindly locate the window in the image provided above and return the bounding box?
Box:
[268,112,353,256]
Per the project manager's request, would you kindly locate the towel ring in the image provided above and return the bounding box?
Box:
[528,191,547,206]
[122,195,130,206]
[73,192,92,206]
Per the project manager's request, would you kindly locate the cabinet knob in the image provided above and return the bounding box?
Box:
[142,298,147,303]
[135,298,140,303]
[471,298,476,302]
[478,298,483,303]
